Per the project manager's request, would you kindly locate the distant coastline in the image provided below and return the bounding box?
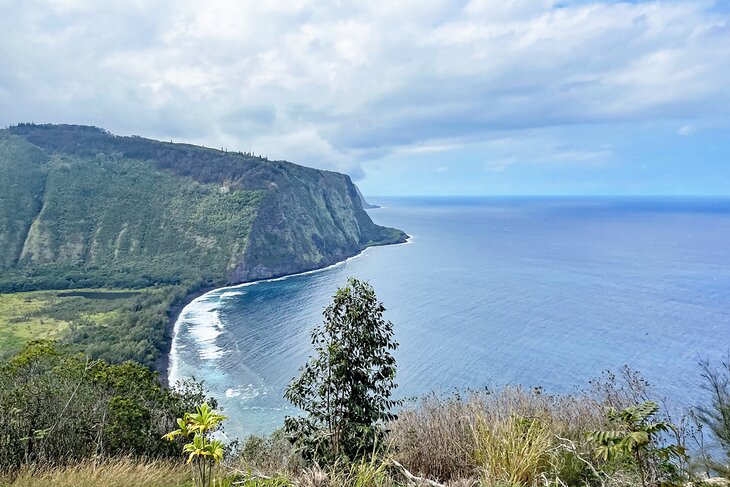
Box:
[156,286,215,387]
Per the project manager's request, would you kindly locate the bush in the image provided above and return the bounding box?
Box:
[239,430,303,475]
[390,387,604,483]
[587,401,686,487]
[697,354,730,477]
[0,341,213,472]
[388,393,473,482]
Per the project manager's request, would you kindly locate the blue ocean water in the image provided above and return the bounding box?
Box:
[169,197,730,440]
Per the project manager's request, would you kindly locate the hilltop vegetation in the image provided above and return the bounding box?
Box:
[0,123,405,365]
[0,132,261,288]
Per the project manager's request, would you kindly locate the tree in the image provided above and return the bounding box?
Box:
[284,278,399,462]
[696,354,730,477]
[164,403,226,487]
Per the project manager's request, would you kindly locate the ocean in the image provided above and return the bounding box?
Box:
[168,197,730,440]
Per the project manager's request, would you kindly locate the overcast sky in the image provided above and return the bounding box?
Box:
[1,0,729,195]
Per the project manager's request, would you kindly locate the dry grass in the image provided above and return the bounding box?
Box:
[3,457,194,487]
[471,412,555,486]
[294,456,393,487]
[388,394,474,482]
[389,387,606,484]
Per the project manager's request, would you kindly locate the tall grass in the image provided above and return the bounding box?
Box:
[388,393,473,481]
[389,387,605,483]
[3,458,193,487]
[471,413,555,486]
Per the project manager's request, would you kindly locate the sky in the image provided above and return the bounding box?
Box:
[1,0,729,196]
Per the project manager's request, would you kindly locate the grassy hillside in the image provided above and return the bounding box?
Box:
[0,123,406,367]
[0,133,264,289]
[2,124,406,288]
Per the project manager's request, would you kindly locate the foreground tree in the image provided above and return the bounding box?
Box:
[284,278,400,462]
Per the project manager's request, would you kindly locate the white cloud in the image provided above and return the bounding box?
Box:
[0,0,728,178]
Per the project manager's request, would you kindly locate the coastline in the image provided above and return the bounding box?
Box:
[160,236,411,388]
[156,285,216,387]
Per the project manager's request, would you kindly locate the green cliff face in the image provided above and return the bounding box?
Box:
[0,124,407,290]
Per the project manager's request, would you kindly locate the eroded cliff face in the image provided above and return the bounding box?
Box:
[231,165,406,282]
[0,124,406,287]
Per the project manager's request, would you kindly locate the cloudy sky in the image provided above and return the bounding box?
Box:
[1,0,729,195]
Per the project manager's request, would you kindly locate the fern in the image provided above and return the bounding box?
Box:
[587,401,685,486]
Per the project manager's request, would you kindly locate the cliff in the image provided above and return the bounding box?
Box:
[0,124,407,290]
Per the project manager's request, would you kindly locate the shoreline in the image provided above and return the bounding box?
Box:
[161,236,411,388]
[156,285,216,387]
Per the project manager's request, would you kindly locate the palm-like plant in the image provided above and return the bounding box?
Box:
[165,403,227,487]
[187,403,227,435]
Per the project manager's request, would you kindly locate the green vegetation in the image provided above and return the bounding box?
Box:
[587,401,685,486]
[0,134,263,288]
[0,286,189,368]
[164,403,227,487]
[1,123,406,287]
[0,136,46,271]
[0,291,72,354]
[284,278,399,462]
[0,341,214,475]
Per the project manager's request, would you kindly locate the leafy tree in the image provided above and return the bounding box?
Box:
[165,403,226,487]
[587,401,685,486]
[284,278,399,462]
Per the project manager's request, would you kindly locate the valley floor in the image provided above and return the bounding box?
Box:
[0,285,186,367]
[0,288,143,358]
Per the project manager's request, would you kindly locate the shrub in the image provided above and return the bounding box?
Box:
[238,430,303,475]
[587,401,686,487]
[389,387,604,483]
[388,393,474,482]
[0,341,213,472]
[697,355,730,477]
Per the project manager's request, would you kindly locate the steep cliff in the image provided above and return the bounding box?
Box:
[0,124,407,290]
